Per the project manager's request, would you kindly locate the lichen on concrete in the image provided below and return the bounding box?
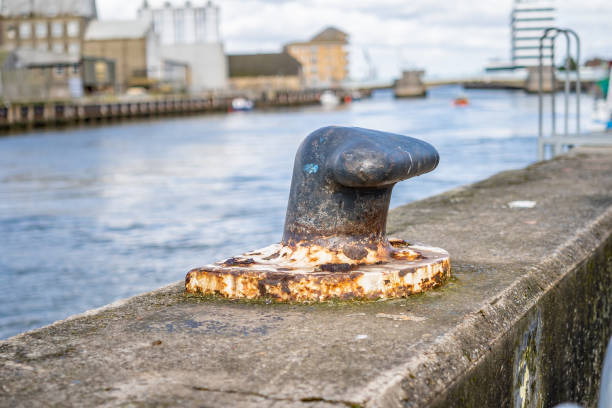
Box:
[513,310,542,408]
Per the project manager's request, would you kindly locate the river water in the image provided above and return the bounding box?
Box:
[0,86,589,339]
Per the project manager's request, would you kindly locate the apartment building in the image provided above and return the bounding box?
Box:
[284,27,348,88]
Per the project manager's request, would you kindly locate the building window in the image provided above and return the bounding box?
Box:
[68,42,80,55]
[55,66,64,76]
[52,42,64,53]
[66,21,79,37]
[94,61,108,82]
[153,12,162,34]
[19,22,32,39]
[174,10,185,43]
[51,22,63,37]
[35,22,47,38]
[6,25,16,39]
[37,42,48,51]
[195,9,205,42]
[72,64,80,75]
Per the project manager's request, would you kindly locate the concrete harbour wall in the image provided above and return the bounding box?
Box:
[1,147,611,407]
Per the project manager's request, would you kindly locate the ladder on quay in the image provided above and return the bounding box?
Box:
[537,28,612,160]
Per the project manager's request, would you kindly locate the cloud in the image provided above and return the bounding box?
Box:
[98,0,612,79]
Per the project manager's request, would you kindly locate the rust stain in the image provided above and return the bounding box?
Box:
[392,249,423,261]
[318,263,355,272]
[222,257,255,267]
[276,240,393,267]
[185,243,450,302]
[389,238,411,248]
[262,251,281,260]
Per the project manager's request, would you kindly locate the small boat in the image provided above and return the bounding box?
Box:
[351,91,363,101]
[453,96,469,107]
[231,97,254,112]
[319,91,339,107]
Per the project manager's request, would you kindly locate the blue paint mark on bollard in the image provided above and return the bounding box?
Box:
[303,163,319,174]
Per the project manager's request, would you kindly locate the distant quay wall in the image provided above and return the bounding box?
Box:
[0,89,357,133]
[424,78,595,91]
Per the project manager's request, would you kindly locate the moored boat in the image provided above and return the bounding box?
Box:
[231,97,254,111]
[319,90,340,107]
[453,96,469,107]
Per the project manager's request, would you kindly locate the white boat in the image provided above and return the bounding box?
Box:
[319,91,339,107]
[231,97,254,111]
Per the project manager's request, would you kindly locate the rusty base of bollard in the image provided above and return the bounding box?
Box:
[185,239,450,302]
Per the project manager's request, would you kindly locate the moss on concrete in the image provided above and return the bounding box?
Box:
[428,240,612,408]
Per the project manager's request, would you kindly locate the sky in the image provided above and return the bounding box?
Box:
[98,0,612,81]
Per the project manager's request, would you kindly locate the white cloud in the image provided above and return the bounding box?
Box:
[98,0,612,80]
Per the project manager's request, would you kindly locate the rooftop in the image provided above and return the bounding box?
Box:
[228,53,302,77]
[139,0,218,11]
[3,48,79,69]
[0,0,97,18]
[84,20,152,41]
[285,26,349,47]
[311,26,348,43]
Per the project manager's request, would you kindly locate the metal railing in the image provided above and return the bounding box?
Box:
[538,27,581,160]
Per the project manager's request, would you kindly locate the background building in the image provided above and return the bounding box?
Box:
[0,48,114,101]
[0,48,82,101]
[83,19,161,92]
[228,53,302,93]
[81,55,116,94]
[138,0,227,92]
[160,59,190,93]
[511,0,556,68]
[138,0,220,45]
[284,26,348,88]
[0,0,97,56]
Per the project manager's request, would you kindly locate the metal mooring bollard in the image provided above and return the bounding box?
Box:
[185,126,451,301]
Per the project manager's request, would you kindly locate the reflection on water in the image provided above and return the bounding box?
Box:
[0,86,591,339]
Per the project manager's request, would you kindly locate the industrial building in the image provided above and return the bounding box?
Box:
[228,53,303,93]
[83,19,162,92]
[137,0,227,92]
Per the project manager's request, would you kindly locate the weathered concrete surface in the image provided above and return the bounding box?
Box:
[1,147,612,408]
